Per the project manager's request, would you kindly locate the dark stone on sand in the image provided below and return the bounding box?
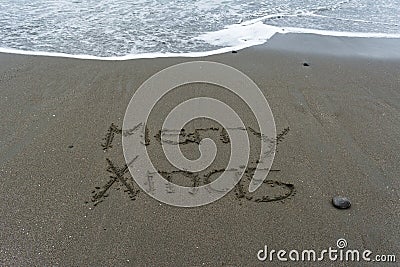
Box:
[303,62,310,67]
[332,196,351,209]
[232,50,237,54]
[68,145,74,148]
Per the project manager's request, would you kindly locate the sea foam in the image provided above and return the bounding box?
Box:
[1,21,399,61]
[1,0,399,60]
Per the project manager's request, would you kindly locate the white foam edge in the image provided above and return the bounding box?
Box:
[1,22,399,61]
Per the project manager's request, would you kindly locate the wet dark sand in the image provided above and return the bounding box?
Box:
[1,34,399,266]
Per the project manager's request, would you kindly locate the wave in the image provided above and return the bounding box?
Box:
[1,20,400,61]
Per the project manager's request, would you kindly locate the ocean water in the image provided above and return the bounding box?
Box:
[0,0,399,59]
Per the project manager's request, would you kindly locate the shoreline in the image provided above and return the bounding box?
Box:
[1,31,400,61]
[1,33,399,265]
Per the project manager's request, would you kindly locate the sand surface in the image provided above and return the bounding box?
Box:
[0,34,399,266]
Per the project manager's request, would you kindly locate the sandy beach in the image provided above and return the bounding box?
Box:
[1,33,399,266]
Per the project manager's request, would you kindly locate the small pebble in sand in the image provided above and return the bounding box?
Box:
[232,50,237,54]
[303,62,310,67]
[332,196,351,209]
[68,145,74,149]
